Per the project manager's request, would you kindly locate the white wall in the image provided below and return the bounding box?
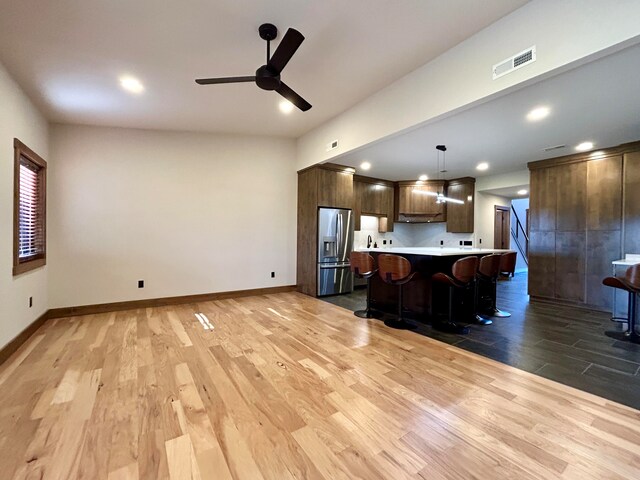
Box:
[296,0,640,170]
[49,125,296,308]
[0,63,49,348]
[474,192,511,249]
[476,169,529,192]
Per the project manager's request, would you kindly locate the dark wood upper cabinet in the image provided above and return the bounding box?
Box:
[354,175,394,232]
[624,151,640,254]
[317,167,354,210]
[530,167,557,232]
[446,177,475,233]
[555,162,587,232]
[587,155,622,231]
[395,181,446,222]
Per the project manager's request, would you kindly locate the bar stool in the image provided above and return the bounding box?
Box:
[603,264,640,344]
[350,251,377,319]
[431,256,478,334]
[377,254,417,329]
[499,251,517,279]
[477,253,510,319]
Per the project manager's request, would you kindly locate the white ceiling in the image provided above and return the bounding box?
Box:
[0,0,528,138]
[334,43,640,181]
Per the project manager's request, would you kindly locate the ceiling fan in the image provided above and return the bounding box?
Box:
[195,23,311,112]
[413,145,464,204]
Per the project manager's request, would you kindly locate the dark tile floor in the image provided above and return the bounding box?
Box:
[322,273,640,410]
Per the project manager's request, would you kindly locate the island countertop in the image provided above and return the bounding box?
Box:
[356,247,514,257]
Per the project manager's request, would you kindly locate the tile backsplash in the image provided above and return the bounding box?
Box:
[354,216,473,249]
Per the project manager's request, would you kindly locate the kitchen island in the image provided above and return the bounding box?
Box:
[357,247,513,324]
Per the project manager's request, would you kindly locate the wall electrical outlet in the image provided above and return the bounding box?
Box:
[29,296,33,308]
[271,272,275,278]
[138,280,144,288]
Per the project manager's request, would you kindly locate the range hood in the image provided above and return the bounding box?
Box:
[397,212,444,223]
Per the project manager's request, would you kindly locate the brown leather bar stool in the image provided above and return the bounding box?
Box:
[603,264,640,344]
[350,251,377,319]
[377,254,417,329]
[431,256,479,334]
[499,251,517,279]
[477,253,510,319]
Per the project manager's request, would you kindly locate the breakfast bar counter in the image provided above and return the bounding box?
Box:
[357,247,513,319]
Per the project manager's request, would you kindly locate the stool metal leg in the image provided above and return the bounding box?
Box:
[484,277,511,318]
[432,285,471,335]
[384,284,416,330]
[474,279,493,326]
[606,292,640,344]
[354,278,375,318]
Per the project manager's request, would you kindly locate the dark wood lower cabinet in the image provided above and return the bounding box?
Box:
[554,232,586,303]
[528,231,556,298]
[586,230,621,309]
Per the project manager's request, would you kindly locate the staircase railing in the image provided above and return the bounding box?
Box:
[511,205,529,265]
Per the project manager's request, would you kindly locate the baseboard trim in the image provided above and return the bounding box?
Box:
[47,285,297,319]
[0,310,50,366]
[530,295,610,313]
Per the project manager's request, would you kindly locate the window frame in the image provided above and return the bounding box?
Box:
[13,138,47,275]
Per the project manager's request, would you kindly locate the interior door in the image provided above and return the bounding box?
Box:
[494,206,511,249]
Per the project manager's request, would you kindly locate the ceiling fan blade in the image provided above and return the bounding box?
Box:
[268,28,304,74]
[195,76,255,85]
[276,82,312,111]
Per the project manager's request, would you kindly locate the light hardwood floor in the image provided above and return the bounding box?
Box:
[1,292,640,479]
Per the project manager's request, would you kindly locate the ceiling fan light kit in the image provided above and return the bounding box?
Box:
[412,144,464,204]
[195,23,312,112]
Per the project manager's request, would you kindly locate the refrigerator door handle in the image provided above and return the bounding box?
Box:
[336,213,342,259]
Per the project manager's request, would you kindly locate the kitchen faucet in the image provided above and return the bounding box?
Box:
[367,235,372,248]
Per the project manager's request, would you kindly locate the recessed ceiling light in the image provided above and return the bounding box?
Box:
[360,161,371,170]
[517,189,528,195]
[279,100,294,114]
[526,106,550,122]
[418,174,428,181]
[476,162,489,171]
[119,76,144,94]
[576,141,594,152]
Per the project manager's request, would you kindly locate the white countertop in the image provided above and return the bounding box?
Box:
[356,247,514,257]
[613,254,640,266]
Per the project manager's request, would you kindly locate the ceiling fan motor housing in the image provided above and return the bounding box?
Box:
[255,65,281,90]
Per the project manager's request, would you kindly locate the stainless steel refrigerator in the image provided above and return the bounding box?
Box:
[317,207,354,296]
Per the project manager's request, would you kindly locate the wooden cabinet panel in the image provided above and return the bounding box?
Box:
[446,179,474,233]
[396,181,446,222]
[624,152,640,254]
[296,169,318,296]
[556,162,587,232]
[587,155,622,231]
[555,232,586,302]
[354,177,394,232]
[528,231,556,298]
[530,167,557,231]
[317,169,353,209]
[586,230,621,309]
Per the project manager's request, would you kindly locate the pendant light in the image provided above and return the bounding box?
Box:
[413,144,464,204]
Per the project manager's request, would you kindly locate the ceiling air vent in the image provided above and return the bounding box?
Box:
[544,144,566,152]
[492,46,536,80]
[326,139,339,152]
